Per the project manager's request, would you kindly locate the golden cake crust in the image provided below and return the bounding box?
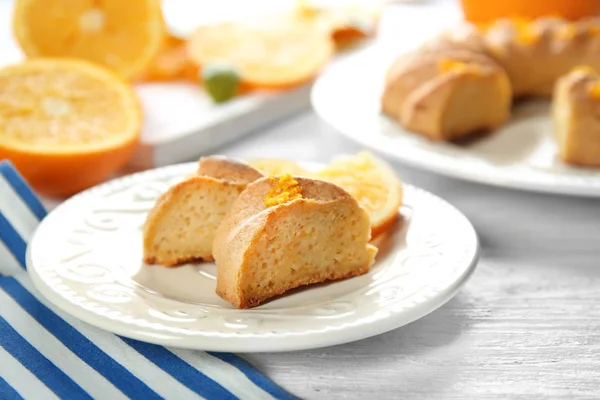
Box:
[482,16,600,97]
[197,155,265,183]
[213,176,377,309]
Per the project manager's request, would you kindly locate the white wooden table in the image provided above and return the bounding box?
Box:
[217,111,600,399]
[41,107,600,400]
[38,1,600,397]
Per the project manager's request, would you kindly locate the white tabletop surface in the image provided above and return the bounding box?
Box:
[39,0,600,398]
[220,110,600,400]
[42,108,600,400]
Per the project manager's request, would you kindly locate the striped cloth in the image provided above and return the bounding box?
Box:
[0,160,296,400]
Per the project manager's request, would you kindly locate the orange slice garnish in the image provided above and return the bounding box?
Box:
[136,34,198,82]
[187,15,334,90]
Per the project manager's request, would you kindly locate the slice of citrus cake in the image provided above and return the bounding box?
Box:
[143,156,264,266]
[213,174,377,309]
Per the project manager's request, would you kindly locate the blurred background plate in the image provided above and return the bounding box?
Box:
[311,43,600,198]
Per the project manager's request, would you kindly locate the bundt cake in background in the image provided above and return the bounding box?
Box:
[420,23,488,54]
[552,66,600,166]
[213,174,377,309]
[381,48,511,141]
[382,14,600,157]
[143,156,264,266]
[483,16,600,97]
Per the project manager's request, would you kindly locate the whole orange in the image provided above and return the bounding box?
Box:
[460,0,600,23]
[13,0,166,80]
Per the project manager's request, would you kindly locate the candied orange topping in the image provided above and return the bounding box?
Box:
[513,18,540,44]
[439,59,466,72]
[588,82,600,100]
[264,173,303,207]
[438,58,482,74]
[588,24,600,37]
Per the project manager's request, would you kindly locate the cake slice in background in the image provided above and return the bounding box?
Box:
[552,66,600,167]
[381,48,512,141]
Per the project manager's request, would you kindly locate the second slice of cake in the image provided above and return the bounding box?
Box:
[143,156,264,266]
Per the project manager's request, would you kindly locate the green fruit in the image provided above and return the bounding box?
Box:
[202,62,240,103]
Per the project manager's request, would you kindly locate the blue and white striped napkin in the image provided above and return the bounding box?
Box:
[0,160,296,400]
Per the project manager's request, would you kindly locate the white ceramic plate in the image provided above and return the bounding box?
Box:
[27,162,478,352]
[311,46,600,197]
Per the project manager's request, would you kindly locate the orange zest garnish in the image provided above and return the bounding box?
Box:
[439,58,467,72]
[265,174,303,207]
[439,58,482,74]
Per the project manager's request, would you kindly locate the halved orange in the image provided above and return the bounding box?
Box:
[187,15,334,90]
[315,151,403,236]
[0,58,142,197]
[136,34,198,82]
[12,0,166,80]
